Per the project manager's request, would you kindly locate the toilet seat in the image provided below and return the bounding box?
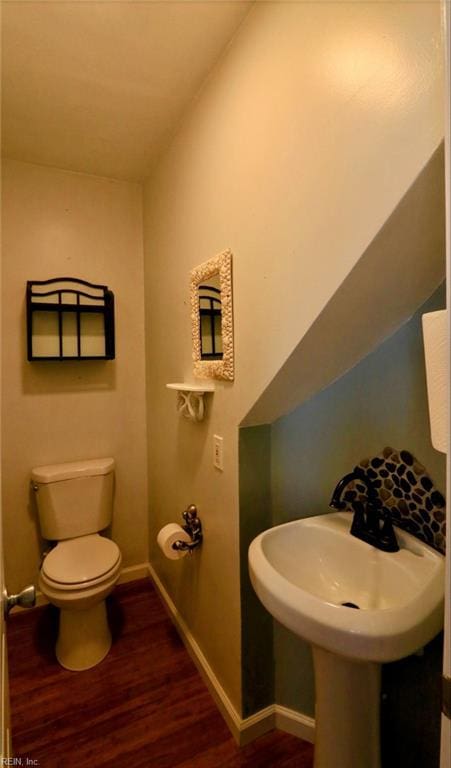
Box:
[42,534,121,588]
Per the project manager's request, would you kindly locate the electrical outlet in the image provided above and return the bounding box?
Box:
[213,435,224,471]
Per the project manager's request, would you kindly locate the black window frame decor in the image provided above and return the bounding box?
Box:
[26,277,115,361]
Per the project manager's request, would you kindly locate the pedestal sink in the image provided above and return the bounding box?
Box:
[248,512,445,768]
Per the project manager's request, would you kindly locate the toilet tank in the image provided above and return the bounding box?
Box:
[31,458,115,540]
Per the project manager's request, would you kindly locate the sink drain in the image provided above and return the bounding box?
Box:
[341,601,360,609]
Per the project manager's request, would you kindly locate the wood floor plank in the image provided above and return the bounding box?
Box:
[7,578,314,767]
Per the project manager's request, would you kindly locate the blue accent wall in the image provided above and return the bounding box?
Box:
[241,284,445,763]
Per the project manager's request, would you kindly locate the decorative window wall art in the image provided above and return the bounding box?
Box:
[27,277,115,361]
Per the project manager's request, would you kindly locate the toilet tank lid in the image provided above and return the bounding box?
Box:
[31,458,115,484]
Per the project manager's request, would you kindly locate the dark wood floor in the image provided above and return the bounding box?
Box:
[7,578,314,767]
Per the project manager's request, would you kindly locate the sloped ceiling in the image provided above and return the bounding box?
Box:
[1,1,251,181]
[242,143,446,426]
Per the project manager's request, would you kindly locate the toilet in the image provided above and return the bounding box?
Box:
[31,457,122,671]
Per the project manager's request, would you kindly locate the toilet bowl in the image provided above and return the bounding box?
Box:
[32,458,122,671]
[39,533,122,671]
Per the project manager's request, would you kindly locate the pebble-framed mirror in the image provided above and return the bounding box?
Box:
[190,250,234,381]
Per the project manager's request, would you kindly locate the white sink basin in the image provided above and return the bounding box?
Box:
[249,511,445,662]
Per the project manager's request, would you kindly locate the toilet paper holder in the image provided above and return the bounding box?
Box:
[173,504,203,553]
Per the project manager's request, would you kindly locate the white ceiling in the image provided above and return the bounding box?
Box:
[1,1,251,181]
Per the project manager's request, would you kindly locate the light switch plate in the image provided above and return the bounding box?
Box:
[213,435,224,471]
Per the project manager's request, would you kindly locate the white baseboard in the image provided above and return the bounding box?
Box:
[239,706,275,746]
[147,561,245,742]
[147,562,315,747]
[275,705,315,743]
[10,561,151,613]
[117,563,150,584]
[31,591,49,609]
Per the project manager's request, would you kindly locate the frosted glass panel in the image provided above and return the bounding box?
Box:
[79,296,104,306]
[80,314,106,357]
[32,312,60,357]
[32,294,59,304]
[62,292,77,305]
[32,280,104,298]
[62,313,78,357]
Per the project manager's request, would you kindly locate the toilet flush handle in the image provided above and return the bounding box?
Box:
[4,585,36,616]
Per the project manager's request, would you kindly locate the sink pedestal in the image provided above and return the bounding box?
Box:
[313,646,381,768]
[249,512,444,767]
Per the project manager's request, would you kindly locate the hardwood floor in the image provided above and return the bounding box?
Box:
[7,578,314,767]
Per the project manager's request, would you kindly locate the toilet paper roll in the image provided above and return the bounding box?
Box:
[157,523,191,560]
[422,310,448,454]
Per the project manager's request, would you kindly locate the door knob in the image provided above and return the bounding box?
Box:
[4,585,36,616]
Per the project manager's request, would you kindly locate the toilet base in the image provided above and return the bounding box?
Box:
[56,600,112,671]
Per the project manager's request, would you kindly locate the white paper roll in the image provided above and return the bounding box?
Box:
[157,523,191,560]
[422,310,448,454]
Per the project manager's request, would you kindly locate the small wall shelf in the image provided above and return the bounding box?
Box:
[27,278,115,361]
[166,382,215,422]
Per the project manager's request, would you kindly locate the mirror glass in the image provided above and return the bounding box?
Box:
[198,273,223,359]
[190,250,234,381]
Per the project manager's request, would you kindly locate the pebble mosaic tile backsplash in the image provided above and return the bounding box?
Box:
[342,446,446,554]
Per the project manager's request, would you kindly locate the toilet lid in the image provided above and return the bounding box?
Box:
[42,534,121,585]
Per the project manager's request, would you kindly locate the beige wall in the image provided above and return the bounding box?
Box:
[2,159,148,594]
[143,1,444,713]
